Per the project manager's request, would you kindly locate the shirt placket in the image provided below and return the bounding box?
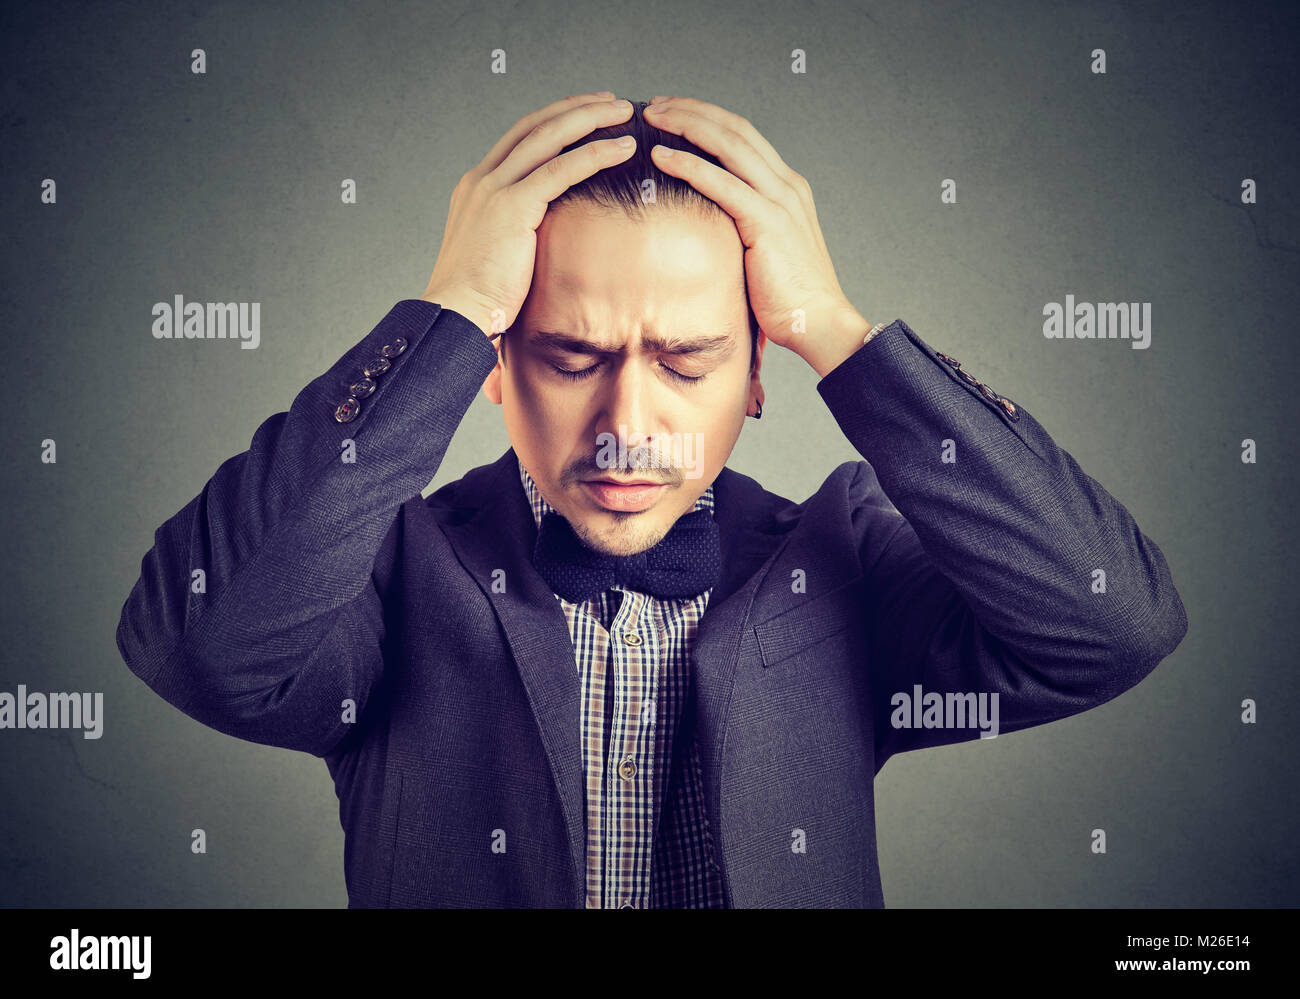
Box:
[604,588,657,909]
[580,606,610,909]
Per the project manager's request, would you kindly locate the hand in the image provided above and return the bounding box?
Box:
[421,93,638,338]
[643,96,873,377]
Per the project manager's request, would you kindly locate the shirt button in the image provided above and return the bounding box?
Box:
[618,755,636,781]
[618,901,633,909]
[621,632,643,647]
[334,397,360,423]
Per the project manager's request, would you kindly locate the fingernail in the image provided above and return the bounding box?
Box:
[649,95,670,103]
[595,90,615,98]
[616,135,635,147]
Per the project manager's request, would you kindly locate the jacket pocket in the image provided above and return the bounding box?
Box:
[752,577,862,668]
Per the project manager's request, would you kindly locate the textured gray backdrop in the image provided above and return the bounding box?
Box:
[1,0,1296,907]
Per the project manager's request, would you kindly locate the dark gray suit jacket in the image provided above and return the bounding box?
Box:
[116,299,1187,907]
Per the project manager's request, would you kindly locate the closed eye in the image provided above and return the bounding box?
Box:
[660,363,705,384]
[549,362,600,381]
[548,361,707,385]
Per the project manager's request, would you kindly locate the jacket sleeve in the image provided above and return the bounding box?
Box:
[115,299,500,757]
[815,319,1188,768]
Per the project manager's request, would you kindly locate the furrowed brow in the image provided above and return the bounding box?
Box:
[641,332,735,356]
[529,329,737,357]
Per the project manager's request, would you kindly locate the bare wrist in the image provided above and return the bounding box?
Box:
[420,288,493,338]
[801,308,874,378]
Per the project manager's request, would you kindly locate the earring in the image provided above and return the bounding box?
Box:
[752,399,763,420]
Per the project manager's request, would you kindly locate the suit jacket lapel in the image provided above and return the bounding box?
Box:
[440,449,587,902]
[439,448,794,906]
[689,464,794,900]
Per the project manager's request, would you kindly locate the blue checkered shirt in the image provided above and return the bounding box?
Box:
[518,458,728,908]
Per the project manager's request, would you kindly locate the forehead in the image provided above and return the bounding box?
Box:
[528,205,746,325]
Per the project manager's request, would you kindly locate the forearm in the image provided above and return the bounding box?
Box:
[818,319,1187,684]
[116,300,498,748]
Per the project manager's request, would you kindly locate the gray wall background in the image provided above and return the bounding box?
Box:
[2,0,1296,906]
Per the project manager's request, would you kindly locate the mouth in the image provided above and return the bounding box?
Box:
[580,478,669,512]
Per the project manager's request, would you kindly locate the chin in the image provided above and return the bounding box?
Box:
[574,518,669,557]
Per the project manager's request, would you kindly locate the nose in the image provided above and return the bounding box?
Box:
[596,356,662,468]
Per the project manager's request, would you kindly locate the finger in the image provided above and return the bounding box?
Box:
[650,97,830,261]
[647,97,795,182]
[492,98,634,187]
[517,134,638,206]
[476,93,618,175]
[644,104,798,209]
[648,145,778,246]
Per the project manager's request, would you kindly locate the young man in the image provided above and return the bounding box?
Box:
[116,94,1187,908]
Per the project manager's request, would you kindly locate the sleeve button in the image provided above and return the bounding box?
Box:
[977,382,999,402]
[363,357,391,378]
[381,337,407,358]
[334,397,361,423]
[349,377,376,398]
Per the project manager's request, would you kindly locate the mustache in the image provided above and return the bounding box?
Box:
[564,444,683,485]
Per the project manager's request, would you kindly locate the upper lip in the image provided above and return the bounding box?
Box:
[584,477,664,486]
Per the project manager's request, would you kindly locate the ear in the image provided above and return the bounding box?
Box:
[481,346,503,405]
[747,328,767,415]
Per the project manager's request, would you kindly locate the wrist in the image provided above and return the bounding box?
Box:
[799,306,874,378]
[420,287,494,338]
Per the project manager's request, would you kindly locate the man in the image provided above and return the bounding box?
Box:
[116,93,1187,908]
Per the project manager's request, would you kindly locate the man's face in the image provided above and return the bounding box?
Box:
[482,202,765,557]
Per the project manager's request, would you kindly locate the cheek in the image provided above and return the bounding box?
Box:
[502,363,586,450]
[503,356,552,417]
[681,378,748,469]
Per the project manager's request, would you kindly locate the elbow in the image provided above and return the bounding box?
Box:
[1133,581,1189,669]
[1102,586,1190,696]
[115,591,157,685]
[1151,586,1189,661]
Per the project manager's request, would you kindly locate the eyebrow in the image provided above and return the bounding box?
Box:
[529,329,737,358]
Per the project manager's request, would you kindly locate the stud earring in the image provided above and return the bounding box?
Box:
[752,399,763,420]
